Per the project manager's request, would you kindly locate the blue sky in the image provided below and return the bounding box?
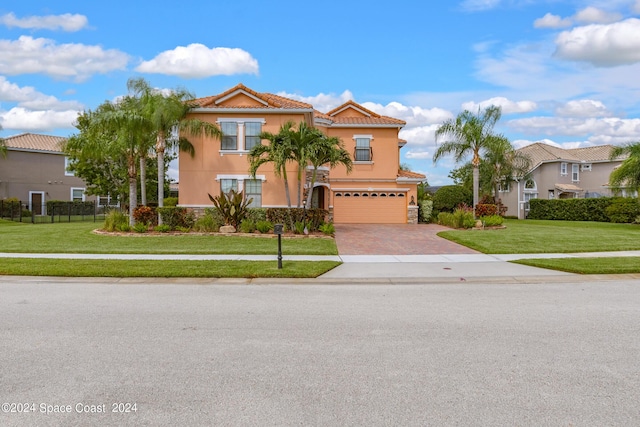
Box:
[1,0,640,184]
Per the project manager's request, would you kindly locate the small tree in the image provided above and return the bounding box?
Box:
[609,142,640,196]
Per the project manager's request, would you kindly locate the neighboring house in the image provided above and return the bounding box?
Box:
[179,84,426,223]
[0,133,93,214]
[501,142,629,219]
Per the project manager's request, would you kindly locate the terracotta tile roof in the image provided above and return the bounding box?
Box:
[191,84,405,126]
[517,142,622,170]
[191,83,313,110]
[398,169,426,180]
[4,133,66,153]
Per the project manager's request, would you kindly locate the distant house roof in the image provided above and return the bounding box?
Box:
[398,169,426,180]
[517,142,626,171]
[191,83,405,128]
[4,133,66,153]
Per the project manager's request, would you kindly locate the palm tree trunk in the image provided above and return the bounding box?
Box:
[128,155,137,226]
[139,156,147,206]
[305,168,318,208]
[473,165,480,218]
[282,169,295,231]
[156,132,166,225]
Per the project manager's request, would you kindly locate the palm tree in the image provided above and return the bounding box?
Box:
[248,122,296,230]
[483,137,531,205]
[434,105,504,217]
[609,142,640,195]
[305,134,353,208]
[288,121,320,207]
[127,78,221,223]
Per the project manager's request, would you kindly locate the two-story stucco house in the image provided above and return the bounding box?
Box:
[0,133,96,215]
[500,142,628,219]
[178,84,425,224]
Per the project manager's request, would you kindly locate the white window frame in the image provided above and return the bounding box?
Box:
[524,179,536,190]
[217,118,266,154]
[71,187,86,202]
[353,134,373,163]
[581,163,592,171]
[244,179,262,208]
[560,162,568,176]
[498,181,511,192]
[572,164,579,182]
[216,174,266,197]
[64,156,75,176]
[97,195,120,207]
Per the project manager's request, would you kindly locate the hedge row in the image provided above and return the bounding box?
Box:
[527,197,640,223]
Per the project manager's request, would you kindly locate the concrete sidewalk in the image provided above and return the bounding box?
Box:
[2,251,640,281]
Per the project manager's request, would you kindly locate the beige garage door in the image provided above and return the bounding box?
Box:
[333,191,407,224]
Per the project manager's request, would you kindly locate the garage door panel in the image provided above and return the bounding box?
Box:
[333,194,406,224]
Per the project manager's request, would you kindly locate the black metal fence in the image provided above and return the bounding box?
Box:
[0,200,113,223]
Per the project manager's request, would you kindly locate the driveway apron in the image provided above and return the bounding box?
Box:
[334,224,480,255]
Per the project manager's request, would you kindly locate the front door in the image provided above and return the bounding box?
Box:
[311,186,325,209]
[29,191,45,215]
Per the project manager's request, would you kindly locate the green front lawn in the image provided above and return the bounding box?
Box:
[513,257,640,275]
[438,219,640,254]
[0,220,338,255]
[0,258,340,278]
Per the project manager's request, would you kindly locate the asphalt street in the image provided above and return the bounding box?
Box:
[1,277,640,426]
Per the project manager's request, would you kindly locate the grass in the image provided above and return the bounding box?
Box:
[0,258,340,278]
[0,220,338,255]
[513,257,640,275]
[438,219,640,254]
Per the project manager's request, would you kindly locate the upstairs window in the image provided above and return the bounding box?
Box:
[221,122,238,150]
[71,188,85,202]
[64,157,75,176]
[244,122,262,150]
[572,164,579,182]
[560,162,568,176]
[355,137,371,162]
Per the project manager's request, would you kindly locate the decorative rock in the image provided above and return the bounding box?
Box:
[475,220,483,228]
[219,225,237,233]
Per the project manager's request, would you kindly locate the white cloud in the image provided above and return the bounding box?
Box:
[507,116,640,143]
[399,124,441,146]
[0,36,129,81]
[362,101,453,126]
[0,12,88,32]
[555,18,640,66]
[534,13,572,29]
[0,107,79,131]
[574,7,622,24]
[555,99,613,118]
[461,97,537,114]
[404,150,432,160]
[277,90,354,113]
[0,76,83,111]
[136,44,259,78]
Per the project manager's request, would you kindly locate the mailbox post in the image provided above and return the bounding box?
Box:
[274,224,284,269]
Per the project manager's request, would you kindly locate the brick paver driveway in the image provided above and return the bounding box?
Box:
[334,224,480,255]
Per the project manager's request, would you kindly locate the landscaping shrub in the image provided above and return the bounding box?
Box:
[175,226,191,233]
[475,204,499,217]
[255,220,273,233]
[133,223,148,233]
[293,221,306,234]
[432,186,472,213]
[103,210,128,232]
[266,208,327,232]
[193,211,222,232]
[419,200,433,223]
[133,205,157,226]
[163,197,178,207]
[481,215,504,227]
[239,219,256,233]
[438,208,475,229]
[117,223,131,232]
[319,222,335,236]
[154,224,171,233]
[157,207,195,229]
[208,190,252,229]
[605,198,640,223]
[246,208,267,223]
[46,200,95,216]
[0,198,22,218]
[527,198,614,222]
